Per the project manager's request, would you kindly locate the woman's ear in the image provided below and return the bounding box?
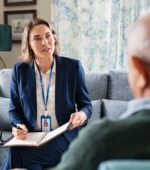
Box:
[131,56,150,89]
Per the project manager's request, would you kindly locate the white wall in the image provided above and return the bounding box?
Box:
[0,0,51,68]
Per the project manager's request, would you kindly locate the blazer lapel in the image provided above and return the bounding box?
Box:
[27,62,37,119]
[55,57,64,125]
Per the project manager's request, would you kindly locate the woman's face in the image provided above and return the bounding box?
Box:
[29,24,55,60]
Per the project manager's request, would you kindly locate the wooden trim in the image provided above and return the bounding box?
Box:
[4,0,37,6]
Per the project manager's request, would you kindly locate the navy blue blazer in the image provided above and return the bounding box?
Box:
[9,56,92,143]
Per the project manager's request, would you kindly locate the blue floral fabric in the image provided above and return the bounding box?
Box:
[51,0,150,72]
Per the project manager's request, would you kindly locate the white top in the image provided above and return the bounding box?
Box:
[34,59,59,131]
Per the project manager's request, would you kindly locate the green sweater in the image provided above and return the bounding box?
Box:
[53,110,150,170]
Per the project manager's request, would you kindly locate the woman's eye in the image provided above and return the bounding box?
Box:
[46,34,51,39]
[33,37,41,41]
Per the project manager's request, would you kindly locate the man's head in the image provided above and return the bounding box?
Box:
[127,12,150,98]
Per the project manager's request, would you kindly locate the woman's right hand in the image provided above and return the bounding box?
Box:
[12,124,28,140]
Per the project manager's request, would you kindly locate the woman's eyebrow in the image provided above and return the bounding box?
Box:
[33,34,40,38]
[33,32,51,38]
[45,31,51,35]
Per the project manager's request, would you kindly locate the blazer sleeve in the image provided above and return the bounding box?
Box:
[75,61,92,119]
[9,65,24,125]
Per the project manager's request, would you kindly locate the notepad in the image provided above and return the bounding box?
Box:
[3,122,70,147]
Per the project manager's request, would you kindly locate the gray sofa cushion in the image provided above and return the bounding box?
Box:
[0,147,9,166]
[0,97,11,130]
[0,131,12,165]
[88,100,101,123]
[102,99,128,119]
[0,69,12,98]
[107,70,133,101]
[86,73,108,100]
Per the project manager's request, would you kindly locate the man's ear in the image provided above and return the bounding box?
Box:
[131,56,149,88]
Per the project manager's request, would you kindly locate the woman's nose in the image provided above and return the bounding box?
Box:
[41,38,47,46]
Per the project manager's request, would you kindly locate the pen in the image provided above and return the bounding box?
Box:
[10,123,23,130]
[67,123,73,131]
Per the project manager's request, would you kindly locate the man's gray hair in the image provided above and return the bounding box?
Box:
[128,12,150,63]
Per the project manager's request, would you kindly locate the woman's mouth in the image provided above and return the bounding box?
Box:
[42,48,51,52]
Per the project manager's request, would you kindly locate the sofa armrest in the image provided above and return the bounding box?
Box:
[0,97,11,130]
[98,160,150,170]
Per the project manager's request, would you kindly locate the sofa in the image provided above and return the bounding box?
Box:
[0,68,133,168]
[98,160,150,170]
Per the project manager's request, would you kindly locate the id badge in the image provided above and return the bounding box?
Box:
[40,115,51,132]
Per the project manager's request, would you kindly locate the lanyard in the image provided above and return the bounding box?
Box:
[35,61,54,114]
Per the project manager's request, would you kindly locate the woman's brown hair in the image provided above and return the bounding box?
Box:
[21,18,60,63]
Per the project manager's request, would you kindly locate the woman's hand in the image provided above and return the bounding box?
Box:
[69,111,87,129]
[12,124,28,140]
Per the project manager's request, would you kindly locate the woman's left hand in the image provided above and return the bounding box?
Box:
[69,111,87,129]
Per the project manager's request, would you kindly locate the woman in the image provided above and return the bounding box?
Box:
[0,18,92,170]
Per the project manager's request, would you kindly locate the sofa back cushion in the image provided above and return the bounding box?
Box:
[0,69,12,98]
[86,73,108,100]
[107,70,133,101]
[101,99,128,119]
[0,97,11,130]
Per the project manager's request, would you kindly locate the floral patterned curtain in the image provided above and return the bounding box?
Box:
[51,0,150,73]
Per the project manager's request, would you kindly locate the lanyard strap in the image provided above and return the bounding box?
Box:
[35,61,54,112]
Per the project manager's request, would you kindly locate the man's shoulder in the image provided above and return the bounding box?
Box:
[135,109,150,114]
[81,111,150,140]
